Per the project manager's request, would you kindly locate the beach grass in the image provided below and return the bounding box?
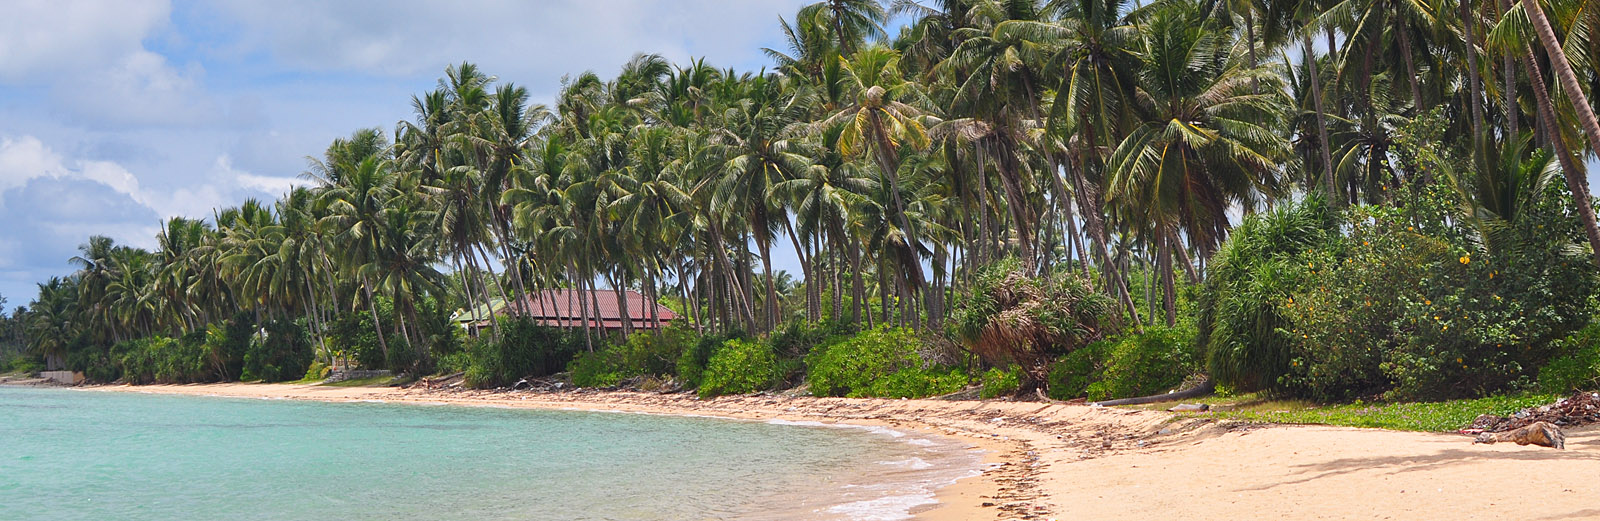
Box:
[1131,392,1558,432]
[319,376,398,387]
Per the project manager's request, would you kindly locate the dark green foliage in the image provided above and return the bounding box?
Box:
[865,367,969,398]
[1199,195,1338,393]
[1047,342,1107,400]
[1539,324,1600,392]
[464,318,582,388]
[677,329,742,389]
[951,257,1111,393]
[242,319,315,383]
[1086,325,1198,401]
[807,327,931,397]
[569,326,697,388]
[699,339,779,398]
[1045,325,1198,400]
[327,311,384,370]
[1201,173,1598,400]
[204,312,255,380]
[385,338,417,374]
[979,367,1021,399]
[114,335,211,384]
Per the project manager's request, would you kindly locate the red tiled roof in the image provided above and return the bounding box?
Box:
[471,289,678,330]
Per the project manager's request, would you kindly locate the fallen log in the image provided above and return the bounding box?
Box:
[1089,378,1215,407]
[1473,421,1565,449]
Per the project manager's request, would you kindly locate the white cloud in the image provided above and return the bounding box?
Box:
[218,155,307,197]
[197,0,808,81]
[53,50,217,128]
[0,0,171,81]
[0,136,67,191]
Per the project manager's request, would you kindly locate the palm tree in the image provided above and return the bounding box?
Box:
[316,156,400,359]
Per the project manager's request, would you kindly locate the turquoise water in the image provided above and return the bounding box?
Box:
[0,387,978,520]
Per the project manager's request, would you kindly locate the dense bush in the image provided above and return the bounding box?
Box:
[1043,325,1198,401]
[1540,324,1600,392]
[979,367,1021,399]
[698,339,779,398]
[115,334,211,384]
[951,257,1112,393]
[1047,341,1108,400]
[1086,325,1198,401]
[327,311,384,370]
[569,327,697,388]
[807,327,923,397]
[464,318,582,388]
[677,329,742,389]
[864,367,969,398]
[242,319,315,383]
[1202,158,1598,400]
[204,313,255,381]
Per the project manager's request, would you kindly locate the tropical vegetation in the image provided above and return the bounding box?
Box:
[11,0,1600,406]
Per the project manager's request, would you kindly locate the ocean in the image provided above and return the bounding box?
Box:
[0,386,979,520]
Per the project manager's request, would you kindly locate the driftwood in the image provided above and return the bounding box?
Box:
[1473,421,1565,449]
[1089,378,1216,407]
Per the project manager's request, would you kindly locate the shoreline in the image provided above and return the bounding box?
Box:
[72,382,1600,520]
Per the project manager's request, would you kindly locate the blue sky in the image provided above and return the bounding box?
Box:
[0,0,818,306]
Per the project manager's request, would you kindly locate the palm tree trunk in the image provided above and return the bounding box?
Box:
[1160,232,1176,327]
[1396,20,1425,109]
[1498,0,1520,140]
[1460,0,1487,138]
[361,276,389,360]
[1520,47,1600,266]
[1523,0,1600,165]
[1304,35,1339,206]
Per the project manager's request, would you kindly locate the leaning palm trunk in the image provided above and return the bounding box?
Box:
[1519,47,1600,267]
[1522,0,1600,158]
[1304,35,1339,205]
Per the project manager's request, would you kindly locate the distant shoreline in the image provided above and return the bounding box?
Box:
[79,383,1600,521]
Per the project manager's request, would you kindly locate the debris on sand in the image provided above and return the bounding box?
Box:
[1461,392,1600,436]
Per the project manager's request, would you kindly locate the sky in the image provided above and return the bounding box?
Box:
[0,0,819,306]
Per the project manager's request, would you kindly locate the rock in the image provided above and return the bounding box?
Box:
[1168,403,1210,412]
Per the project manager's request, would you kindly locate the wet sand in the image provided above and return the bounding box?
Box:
[85,383,1600,520]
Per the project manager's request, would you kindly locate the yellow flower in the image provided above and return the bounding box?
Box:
[1457,358,1463,364]
[1424,299,1431,305]
[1459,255,1470,264]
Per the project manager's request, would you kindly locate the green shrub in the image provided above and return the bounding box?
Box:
[114,335,211,384]
[569,350,623,387]
[678,330,741,389]
[1200,168,1599,401]
[1540,324,1600,392]
[979,367,1021,399]
[865,367,969,398]
[385,338,417,374]
[806,327,922,397]
[1047,342,1108,400]
[8,356,43,375]
[204,313,255,380]
[1085,325,1198,401]
[699,339,778,398]
[464,318,582,388]
[568,327,698,388]
[242,319,315,383]
[304,361,330,381]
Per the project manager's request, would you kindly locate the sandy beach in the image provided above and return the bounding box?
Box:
[81,383,1600,521]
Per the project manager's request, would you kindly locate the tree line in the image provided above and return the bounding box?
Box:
[13,0,1600,385]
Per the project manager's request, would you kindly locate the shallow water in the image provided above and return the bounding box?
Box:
[0,387,978,520]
